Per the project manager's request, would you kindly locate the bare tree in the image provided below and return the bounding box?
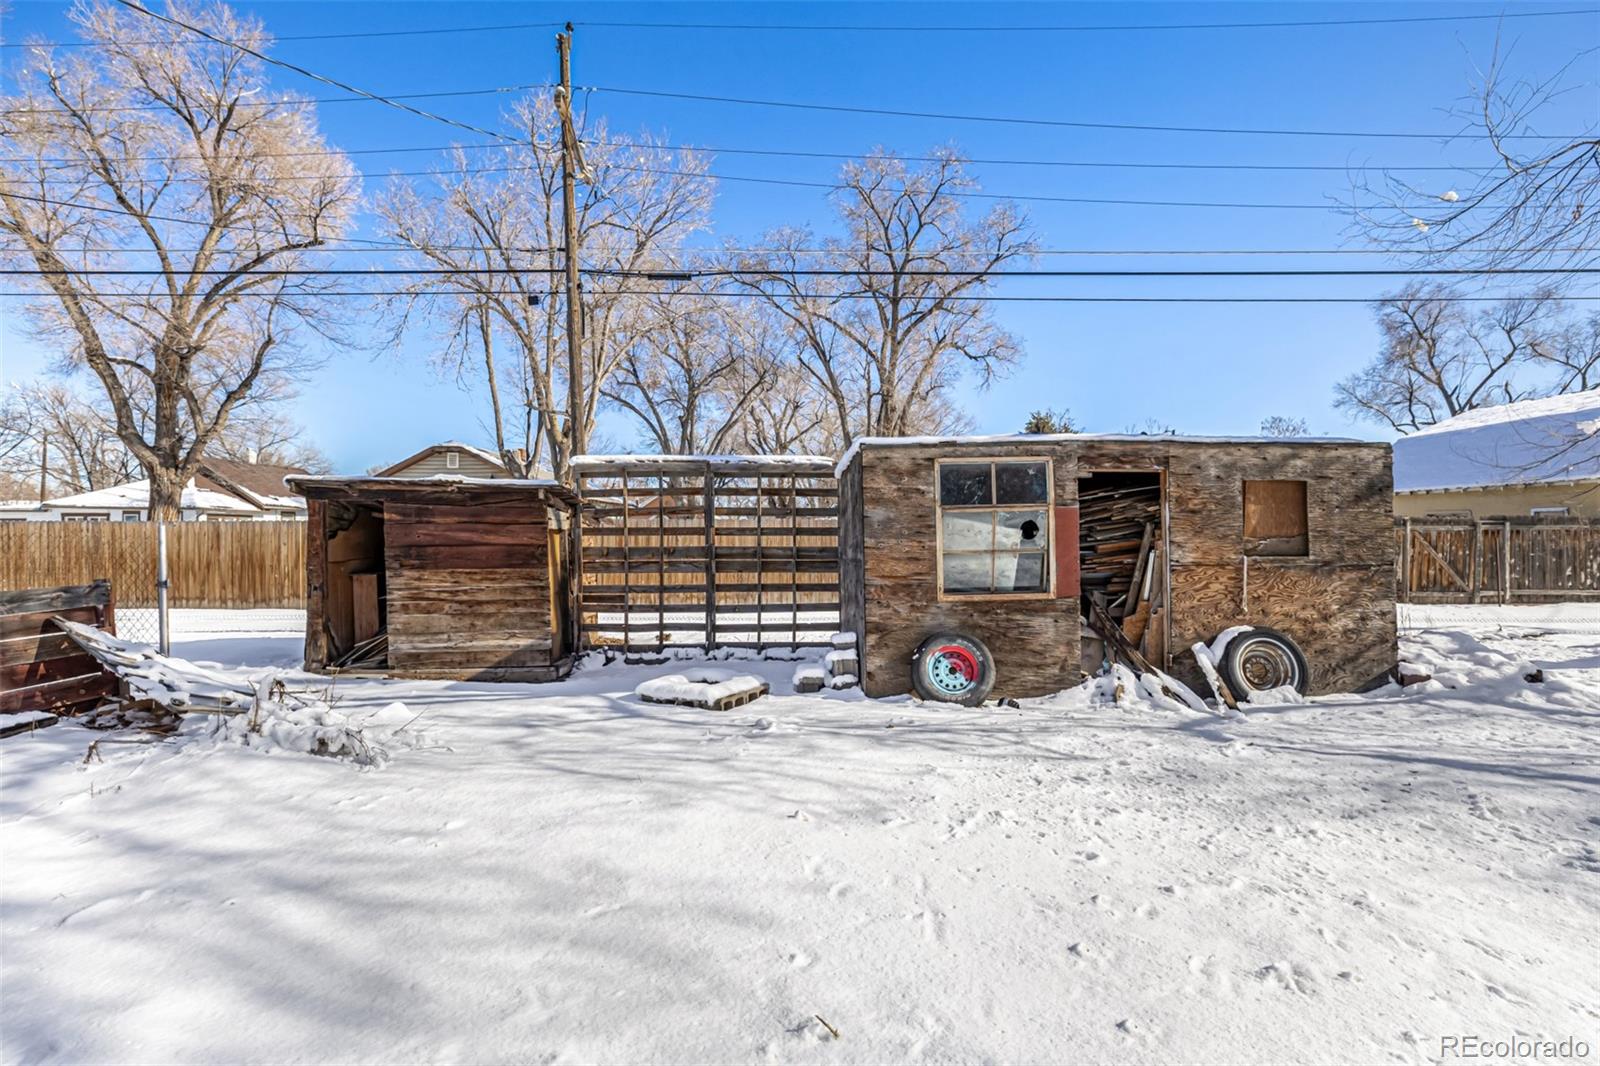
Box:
[1335,284,1567,431]
[733,151,1034,445]
[0,380,141,495]
[1539,312,1600,392]
[601,295,780,453]
[1353,43,1598,273]
[376,96,713,478]
[0,0,357,519]
[1259,415,1309,438]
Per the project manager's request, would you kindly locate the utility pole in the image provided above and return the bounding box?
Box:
[555,23,586,470]
[37,431,49,501]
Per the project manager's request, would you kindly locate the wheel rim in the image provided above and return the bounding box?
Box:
[926,645,980,696]
[1235,637,1300,691]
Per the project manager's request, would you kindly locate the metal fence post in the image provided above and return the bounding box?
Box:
[156,521,171,655]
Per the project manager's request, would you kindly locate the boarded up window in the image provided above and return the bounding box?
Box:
[1243,480,1309,556]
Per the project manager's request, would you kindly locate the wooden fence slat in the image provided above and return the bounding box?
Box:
[1395,517,1600,604]
[0,521,306,608]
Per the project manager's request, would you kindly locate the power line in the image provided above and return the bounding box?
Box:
[585,85,1588,141]
[604,163,1455,212]
[6,83,552,116]
[2,289,1593,304]
[5,241,1589,259]
[0,189,431,250]
[107,0,516,143]
[0,137,1501,174]
[573,10,1600,33]
[10,7,1593,47]
[6,266,1596,279]
[7,161,1472,211]
[598,139,1494,174]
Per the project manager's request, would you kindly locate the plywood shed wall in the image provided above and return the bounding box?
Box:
[840,438,1396,699]
[294,479,577,682]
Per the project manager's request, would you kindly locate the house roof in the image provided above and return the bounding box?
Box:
[43,478,260,513]
[288,474,578,508]
[1394,392,1600,494]
[197,458,308,510]
[834,433,1372,478]
[376,441,508,477]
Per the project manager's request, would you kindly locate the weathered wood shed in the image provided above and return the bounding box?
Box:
[288,476,578,681]
[837,435,1397,699]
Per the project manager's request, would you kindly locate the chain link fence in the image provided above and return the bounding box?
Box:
[0,520,305,649]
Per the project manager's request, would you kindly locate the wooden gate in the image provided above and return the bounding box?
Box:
[1396,517,1600,602]
[574,457,840,652]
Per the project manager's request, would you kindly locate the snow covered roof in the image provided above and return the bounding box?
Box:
[572,453,833,468]
[290,474,564,489]
[1394,392,1600,494]
[197,458,308,511]
[834,433,1368,478]
[0,499,43,511]
[43,478,260,513]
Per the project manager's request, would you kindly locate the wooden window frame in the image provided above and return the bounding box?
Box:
[934,456,1055,602]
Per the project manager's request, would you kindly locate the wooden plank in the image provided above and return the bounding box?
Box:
[0,632,79,667]
[1,653,102,690]
[0,605,103,641]
[0,581,111,615]
[0,672,117,714]
[351,572,381,644]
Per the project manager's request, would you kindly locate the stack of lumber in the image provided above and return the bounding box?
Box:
[1078,483,1160,615]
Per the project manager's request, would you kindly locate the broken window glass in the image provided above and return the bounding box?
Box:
[936,460,1053,596]
[941,511,994,551]
[996,509,1047,550]
[941,553,992,593]
[995,462,1049,504]
[939,463,992,506]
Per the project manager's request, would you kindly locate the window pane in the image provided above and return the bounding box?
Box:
[995,462,1048,504]
[941,510,993,551]
[994,552,1047,592]
[939,463,992,506]
[942,553,991,593]
[996,509,1048,550]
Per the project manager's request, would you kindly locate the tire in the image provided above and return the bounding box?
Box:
[1217,626,1310,697]
[911,632,997,706]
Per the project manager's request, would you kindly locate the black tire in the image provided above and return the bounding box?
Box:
[910,631,997,706]
[1217,626,1310,697]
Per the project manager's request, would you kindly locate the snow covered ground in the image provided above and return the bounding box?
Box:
[3,607,1597,1064]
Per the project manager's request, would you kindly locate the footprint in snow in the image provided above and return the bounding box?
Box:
[1256,961,1316,994]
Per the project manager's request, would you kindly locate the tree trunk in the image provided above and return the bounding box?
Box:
[147,465,184,522]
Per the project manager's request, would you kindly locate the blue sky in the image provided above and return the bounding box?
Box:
[2,1,1597,472]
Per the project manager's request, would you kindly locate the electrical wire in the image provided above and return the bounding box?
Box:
[106,0,517,143]
[5,266,1596,279]
[2,289,1593,304]
[583,85,1589,141]
[7,7,1594,47]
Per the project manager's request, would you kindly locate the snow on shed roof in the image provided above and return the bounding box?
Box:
[1394,392,1600,493]
[834,433,1369,478]
[43,478,259,513]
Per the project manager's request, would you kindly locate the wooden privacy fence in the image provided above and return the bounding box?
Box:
[575,457,840,652]
[0,521,306,609]
[1396,517,1600,603]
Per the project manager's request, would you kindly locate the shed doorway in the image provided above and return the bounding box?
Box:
[1077,470,1166,665]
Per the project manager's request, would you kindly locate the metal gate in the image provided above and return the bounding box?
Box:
[574,456,840,652]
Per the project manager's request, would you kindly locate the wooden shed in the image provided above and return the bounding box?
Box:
[837,435,1398,700]
[288,476,578,681]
